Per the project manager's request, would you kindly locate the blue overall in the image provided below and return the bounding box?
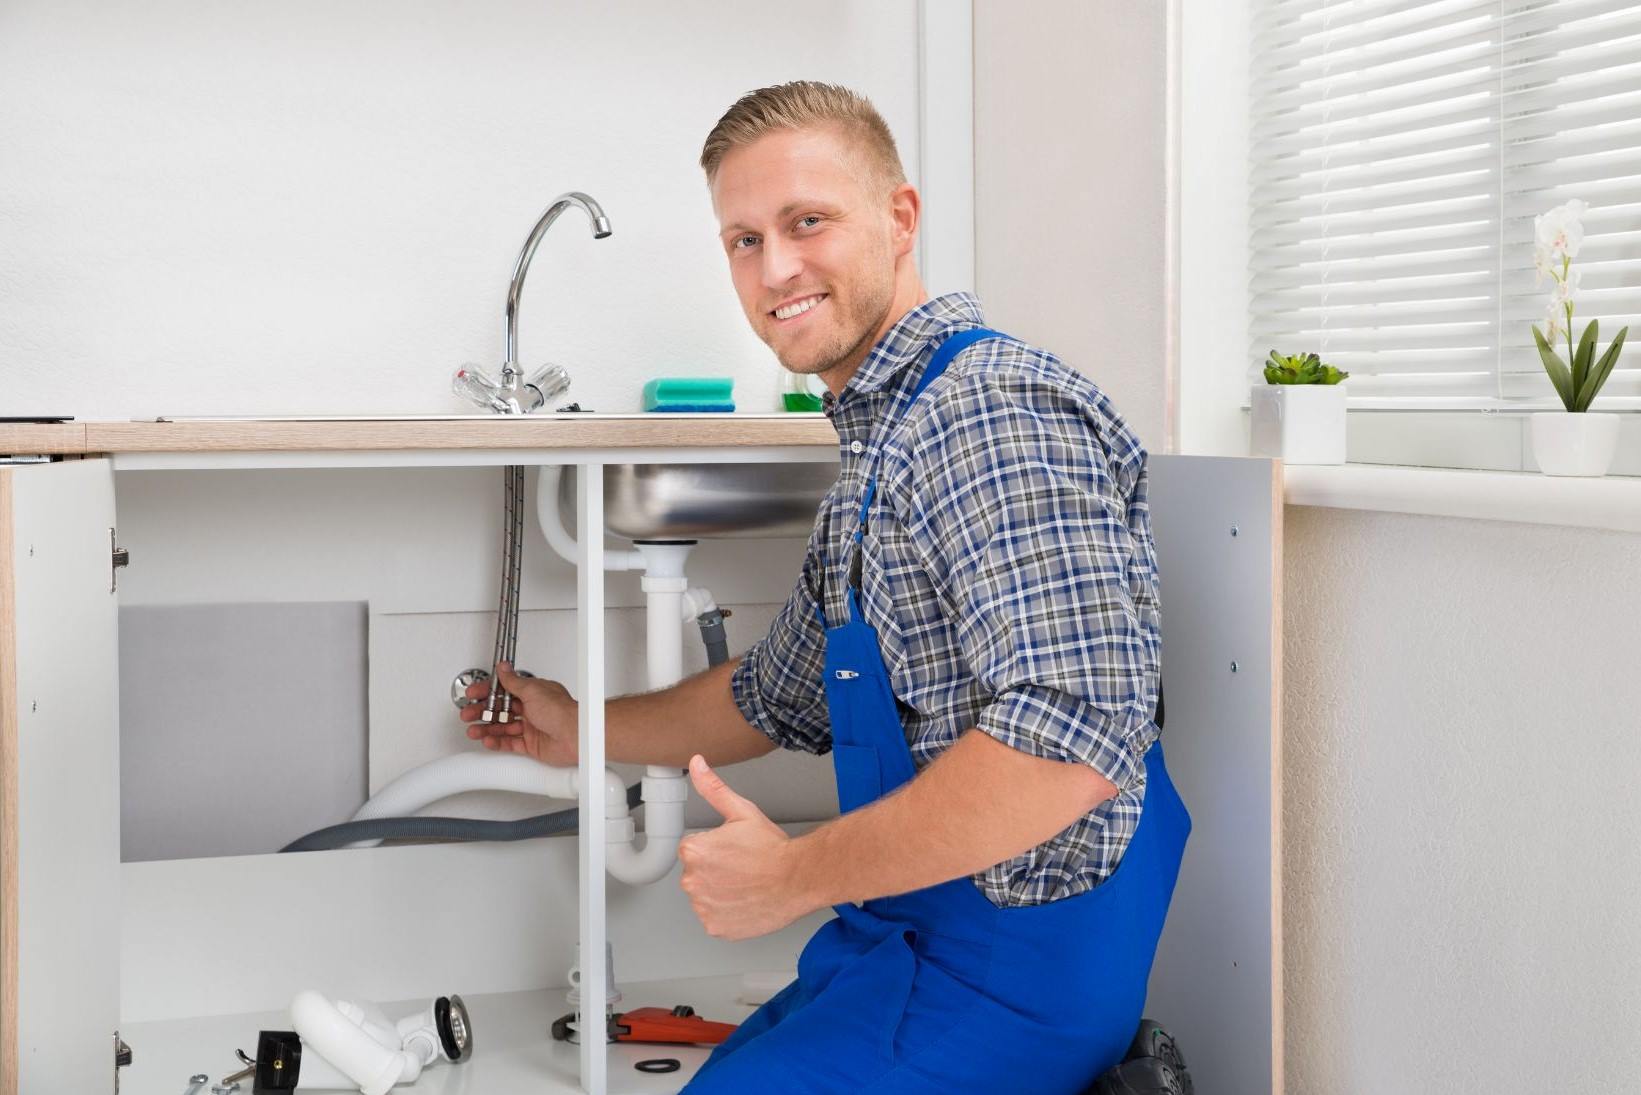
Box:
[685,329,1191,1094]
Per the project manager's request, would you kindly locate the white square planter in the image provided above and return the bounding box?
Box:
[1529,411,1620,477]
[1249,384,1347,465]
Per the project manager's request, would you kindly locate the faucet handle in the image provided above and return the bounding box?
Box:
[520,364,571,414]
[452,365,513,413]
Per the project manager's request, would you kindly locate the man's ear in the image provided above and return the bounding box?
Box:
[888,182,921,258]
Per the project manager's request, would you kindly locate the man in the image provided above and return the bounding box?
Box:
[463,81,1189,1094]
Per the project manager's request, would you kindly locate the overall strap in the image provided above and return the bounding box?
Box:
[811,326,1012,629]
[851,327,1007,537]
[910,327,1004,401]
[833,327,1009,626]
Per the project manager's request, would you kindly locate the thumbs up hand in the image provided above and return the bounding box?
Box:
[678,755,810,941]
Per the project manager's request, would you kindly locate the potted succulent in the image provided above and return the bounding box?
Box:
[1249,351,1351,465]
[1530,199,1627,477]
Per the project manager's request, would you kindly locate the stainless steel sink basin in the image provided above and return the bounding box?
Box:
[560,462,838,540]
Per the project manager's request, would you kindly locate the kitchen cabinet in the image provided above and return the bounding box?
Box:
[1,416,837,1095]
[0,420,1285,1094]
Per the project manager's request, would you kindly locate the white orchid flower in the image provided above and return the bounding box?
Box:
[1534,198,1589,262]
[1551,266,1582,307]
[1534,242,1555,286]
[1543,306,1566,345]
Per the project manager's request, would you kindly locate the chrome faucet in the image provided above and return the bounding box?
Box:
[452,190,612,415]
[450,192,611,725]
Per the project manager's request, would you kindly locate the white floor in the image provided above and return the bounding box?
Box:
[120,974,766,1094]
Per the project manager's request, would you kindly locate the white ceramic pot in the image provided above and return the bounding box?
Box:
[1529,411,1620,477]
[1248,383,1346,465]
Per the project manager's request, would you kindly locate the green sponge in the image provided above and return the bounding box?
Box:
[642,377,735,412]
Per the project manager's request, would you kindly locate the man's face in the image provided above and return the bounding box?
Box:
[710,127,898,378]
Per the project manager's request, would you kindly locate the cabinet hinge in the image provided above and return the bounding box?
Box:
[114,1031,132,1092]
[110,527,130,593]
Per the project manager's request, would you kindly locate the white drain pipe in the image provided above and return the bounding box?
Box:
[623,541,695,884]
[352,753,581,823]
[536,464,645,572]
[349,467,696,883]
[347,750,683,884]
[346,754,622,848]
[535,465,696,883]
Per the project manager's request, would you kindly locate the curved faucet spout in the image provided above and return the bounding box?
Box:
[503,191,611,378]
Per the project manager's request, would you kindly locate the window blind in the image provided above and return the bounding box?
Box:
[1250,0,1641,408]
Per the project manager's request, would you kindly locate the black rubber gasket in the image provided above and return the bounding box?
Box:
[434,996,462,1061]
[635,1057,682,1074]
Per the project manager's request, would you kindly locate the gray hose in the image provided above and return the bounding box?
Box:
[283,607,733,853]
[281,783,642,853]
[696,608,730,668]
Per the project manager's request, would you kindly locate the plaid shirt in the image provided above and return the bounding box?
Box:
[731,293,1161,907]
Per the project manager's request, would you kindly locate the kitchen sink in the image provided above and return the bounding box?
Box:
[558,461,837,540]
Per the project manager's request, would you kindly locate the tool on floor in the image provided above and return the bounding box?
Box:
[219,1047,257,1086]
[551,1004,738,1046]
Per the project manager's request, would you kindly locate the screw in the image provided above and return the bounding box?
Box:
[1230,525,1239,537]
[30,701,36,712]
[1230,661,1239,673]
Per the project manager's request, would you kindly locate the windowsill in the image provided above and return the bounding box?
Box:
[1281,463,1641,534]
[1216,407,1641,530]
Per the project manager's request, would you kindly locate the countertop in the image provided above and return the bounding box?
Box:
[0,413,838,456]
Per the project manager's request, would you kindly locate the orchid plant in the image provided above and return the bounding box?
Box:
[1532,199,1627,412]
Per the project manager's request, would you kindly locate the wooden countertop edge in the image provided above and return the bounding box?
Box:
[1,418,838,454]
[0,422,87,455]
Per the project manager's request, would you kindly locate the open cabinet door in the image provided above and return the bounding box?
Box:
[1,459,122,1095]
[1144,455,1284,1095]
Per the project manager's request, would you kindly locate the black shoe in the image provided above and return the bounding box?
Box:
[1086,1019,1193,1095]
[1087,1057,1192,1095]
[1122,1019,1188,1077]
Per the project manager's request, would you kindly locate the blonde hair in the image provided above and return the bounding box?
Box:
[700,80,907,193]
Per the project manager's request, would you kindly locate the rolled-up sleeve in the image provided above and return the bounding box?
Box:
[730,528,833,754]
[891,359,1160,793]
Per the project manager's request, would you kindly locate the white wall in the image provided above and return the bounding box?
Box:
[1178,0,1251,459]
[1284,506,1641,1092]
[0,0,921,419]
[974,0,1174,453]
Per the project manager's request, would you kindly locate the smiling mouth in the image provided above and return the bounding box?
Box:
[771,293,828,321]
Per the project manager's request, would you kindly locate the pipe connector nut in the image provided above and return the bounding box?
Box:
[640,775,690,804]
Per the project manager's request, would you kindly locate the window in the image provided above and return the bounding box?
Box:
[1249,0,1641,411]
